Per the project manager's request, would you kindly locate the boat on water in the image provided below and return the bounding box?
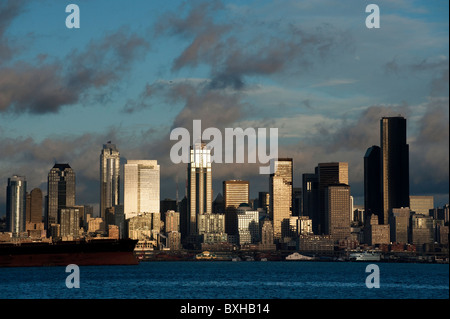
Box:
[349,251,381,262]
[285,252,316,261]
[0,238,139,267]
[195,251,217,260]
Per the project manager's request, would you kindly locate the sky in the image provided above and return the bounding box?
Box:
[0,0,448,216]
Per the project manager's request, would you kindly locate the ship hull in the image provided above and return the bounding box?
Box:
[0,239,139,267]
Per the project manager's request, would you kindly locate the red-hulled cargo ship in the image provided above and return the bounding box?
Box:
[0,238,139,267]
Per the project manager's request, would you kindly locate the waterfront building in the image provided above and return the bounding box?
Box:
[390,207,411,244]
[236,204,259,245]
[259,218,276,250]
[60,206,81,240]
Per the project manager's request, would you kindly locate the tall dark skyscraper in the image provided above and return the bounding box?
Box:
[302,171,319,233]
[364,145,382,223]
[6,175,27,236]
[46,163,76,231]
[380,116,409,225]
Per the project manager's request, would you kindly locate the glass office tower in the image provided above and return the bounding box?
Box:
[6,175,27,236]
[100,142,120,221]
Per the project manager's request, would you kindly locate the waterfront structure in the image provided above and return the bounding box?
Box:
[223,180,249,236]
[127,212,161,243]
[380,116,410,225]
[197,213,227,244]
[60,206,81,240]
[325,183,352,243]
[236,204,259,245]
[364,145,382,223]
[410,196,434,216]
[186,143,212,239]
[124,160,160,220]
[269,158,293,241]
[298,234,333,252]
[100,142,121,223]
[411,214,434,250]
[390,207,411,244]
[165,210,180,233]
[318,162,348,235]
[259,218,276,250]
[46,164,76,233]
[6,175,27,236]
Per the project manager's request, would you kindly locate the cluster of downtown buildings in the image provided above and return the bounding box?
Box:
[2,116,449,255]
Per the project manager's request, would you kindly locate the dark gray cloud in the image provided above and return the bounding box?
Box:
[0,0,27,63]
[155,0,353,90]
[0,25,149,114]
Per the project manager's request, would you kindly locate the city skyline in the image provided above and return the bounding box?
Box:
[0,0,448,215]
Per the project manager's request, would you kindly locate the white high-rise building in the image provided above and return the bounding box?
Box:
[124,160,160,219]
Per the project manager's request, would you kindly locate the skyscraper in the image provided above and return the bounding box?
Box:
[223,180,249,236]
[364,145,382,223]
[318,162,348,235]
[6,175,27,236]
[26,188,43,224]
[380,116,410,225]
[124,160,160,220]
[325,184,351,243]
[302,171,319,233]
[100,142,120,222]
[186,143,212,237]
[46,164,76,232]
[269,158,293,241]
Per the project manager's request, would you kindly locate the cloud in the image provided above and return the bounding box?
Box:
[155,0,354,90]
[0,0,27,63]
[0,26,149,114]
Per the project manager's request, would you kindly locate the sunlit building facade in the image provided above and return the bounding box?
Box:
[124,160,160,220]
[269,158,293,241]
[187,143,212,237]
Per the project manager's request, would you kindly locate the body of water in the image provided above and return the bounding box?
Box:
[1,261,448,299]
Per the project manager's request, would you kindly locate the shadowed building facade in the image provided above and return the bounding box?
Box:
[380,116,410,225]
[100,142,120,222]
[46,164,76,233]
